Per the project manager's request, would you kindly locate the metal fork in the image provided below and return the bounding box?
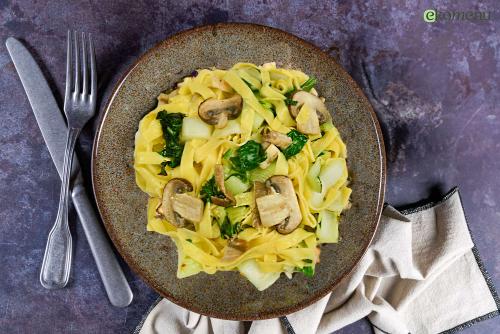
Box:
[40,31,97,289]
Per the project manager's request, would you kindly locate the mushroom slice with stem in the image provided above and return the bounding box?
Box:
[261,128,292,149]
[172,193,204,223]
[265,175,302,234]
[158,178,194,227]
[256,193,291,227]
[210,164,235,207]
[259,144,280,169]
[289,91,330,124]
[198,94,243,129]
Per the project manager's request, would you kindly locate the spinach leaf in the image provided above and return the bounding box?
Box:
[296,266,315,277]
[230,140,267,173]
[200,176,225,203]
[242,78,259,93]
[284,88,297,106]
[158,161,168,176]
[300,77,317,92]
[282,129,308,159]
[219,217,242,239]
[156,112,184,168]
[284,97,298,106]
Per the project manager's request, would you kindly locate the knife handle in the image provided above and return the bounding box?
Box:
[71,184,133,307]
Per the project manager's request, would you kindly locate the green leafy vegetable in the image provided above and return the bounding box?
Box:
[259,100,273,110]
[282,129,308,159]
[242,78,259,93]
[158,161,168,176]
[225,176,251,195]
[260,100,277,116]
[230,140,267,176]
[284,88,297,106]
[219,217,242,239]
[157,111,185,168]
[222,149,233,160]
[249,161,276,182]
[300,77,317,92]
[186,239,193,243]
[212,205,227,225]
[296,266,315,277]
[200,176,225,203]
[303,259,313,264]
[226,206,251,225]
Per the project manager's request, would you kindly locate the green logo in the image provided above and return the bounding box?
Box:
[424,9,437,22]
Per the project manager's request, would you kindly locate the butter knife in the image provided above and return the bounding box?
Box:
[6,37,133,307]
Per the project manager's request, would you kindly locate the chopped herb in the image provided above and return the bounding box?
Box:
[186,239,193,243]
[242,78,259,93]
[284,98,298,106]
[300,77,317,92]
[158,161,168,176]
[156,112,184,168]
[303,259,313,263]
[219,217,241,239]
[200,176,225,203]
[284,88,296,96]
[282,129,308,159]
[296,266,315,277]
[230,140,267,174]
[317,151,325,157]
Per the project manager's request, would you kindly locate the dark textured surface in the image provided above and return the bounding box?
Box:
[0,0,498,333]
[92,23,385,320]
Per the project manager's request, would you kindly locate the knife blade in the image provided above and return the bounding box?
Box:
[6,37,133,307]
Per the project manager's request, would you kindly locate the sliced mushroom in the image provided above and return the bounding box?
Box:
[256,193,291,227]
[289,91,330,124]
[221,239,248,262]
[198,95,243,129]
[210,164,235,207]
[172,193,204,223]
[265,175,302,234]
[259,144,280,169]
[159,178,194,227]
[252,181,268,227]
[261,128,292,149]
[210,76,233,93]
[296,104,321,135]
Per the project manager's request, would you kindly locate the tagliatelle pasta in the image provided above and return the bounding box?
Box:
[134,62,351,291]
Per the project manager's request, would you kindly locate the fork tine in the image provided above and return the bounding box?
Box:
[73,31,80,94]
[89,33,96,101]
[64,30,73,102]
[81,32,88,96]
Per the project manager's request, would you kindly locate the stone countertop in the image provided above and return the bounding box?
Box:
[0,1,499,333]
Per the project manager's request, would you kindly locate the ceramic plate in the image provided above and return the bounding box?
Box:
[92,23,385,320]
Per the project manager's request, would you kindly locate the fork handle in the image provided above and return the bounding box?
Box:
[40,127,80,289]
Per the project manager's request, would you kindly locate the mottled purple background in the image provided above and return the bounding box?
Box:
[0,0,499,333]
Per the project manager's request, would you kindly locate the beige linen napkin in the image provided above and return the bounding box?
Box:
[136,188,499,334]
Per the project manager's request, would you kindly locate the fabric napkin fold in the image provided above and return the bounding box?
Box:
[136,188,499,334]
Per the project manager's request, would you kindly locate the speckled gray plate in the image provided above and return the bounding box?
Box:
[92,23,386,320]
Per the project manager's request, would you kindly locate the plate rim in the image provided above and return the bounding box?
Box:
[92,22,386,320]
